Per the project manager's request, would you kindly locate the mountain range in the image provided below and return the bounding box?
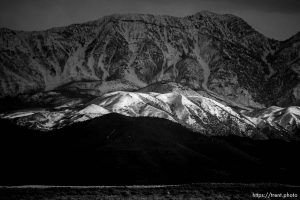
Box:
[0,11,299,139]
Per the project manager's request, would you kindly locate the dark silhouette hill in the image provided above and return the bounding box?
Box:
[0,113,299,185]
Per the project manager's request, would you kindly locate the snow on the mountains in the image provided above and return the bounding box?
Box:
[243,106,300,132]
[1,89,255,134]
[79,104,110,115]
[1,81,299,138]
[12,111,67,131]
[102,92,145,115]
[277,107,300,131]
[155,92,197,125]
[89,91,174,119]
[138,104,175,122]
[75,104,111,122]
[2,111,35,119]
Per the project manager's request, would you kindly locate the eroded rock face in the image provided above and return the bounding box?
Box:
[0,12,299,108]
[265,32,300,107]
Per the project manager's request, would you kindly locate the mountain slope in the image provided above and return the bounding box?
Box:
[0,85,256,136]
[1,113,300,185]
[1,11,299,108]
[244,106,300,134]
[2,83,299,140]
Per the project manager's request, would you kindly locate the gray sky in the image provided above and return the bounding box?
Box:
[0,0,299,40]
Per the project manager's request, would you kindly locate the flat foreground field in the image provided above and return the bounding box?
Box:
[0,183,299,200]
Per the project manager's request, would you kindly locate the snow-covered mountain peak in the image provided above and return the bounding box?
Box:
[1,84,299,140]
[0,89,254,134]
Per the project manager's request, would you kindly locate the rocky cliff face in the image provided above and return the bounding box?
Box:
[266,32,300,107]
[1,11,299,109]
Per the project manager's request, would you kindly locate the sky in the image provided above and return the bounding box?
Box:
[0,0,299,40]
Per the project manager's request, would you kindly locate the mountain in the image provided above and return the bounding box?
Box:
[244,106,300,134]
[1,113,300,185]
[1,11,299,109]
[266,32,300,107]
[2,82,299,140]
[0,11,299,141]
[1,10,299,186]
[1,84,254,135]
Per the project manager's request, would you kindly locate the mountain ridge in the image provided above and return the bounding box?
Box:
[1,11,299,108]
[1,11,299,140]
[1,83,299,140]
